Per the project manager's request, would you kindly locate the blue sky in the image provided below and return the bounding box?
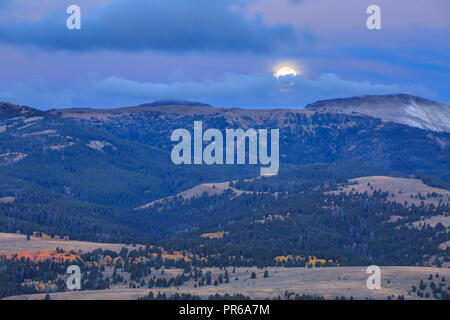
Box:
[0,0,449,109]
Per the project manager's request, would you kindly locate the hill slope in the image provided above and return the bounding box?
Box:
[305,94,450,132]
[47,95,450,181]
[0,95,449,260]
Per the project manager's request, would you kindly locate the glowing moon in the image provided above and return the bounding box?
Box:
[275,66,297,78]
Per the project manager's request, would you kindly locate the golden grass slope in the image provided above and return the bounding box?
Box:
[4,266,449,300]
[137,181,251,209]
[0,232,139,255]
[330,176,450,206]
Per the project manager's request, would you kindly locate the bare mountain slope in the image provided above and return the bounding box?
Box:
[305,94,450,132]
[50,94,450,132]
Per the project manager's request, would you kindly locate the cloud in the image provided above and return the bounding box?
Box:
[0,73,435,109]
[0,0,302,53]
[93,73,435,107]
[248,0,450,29]
[0,76,75,107]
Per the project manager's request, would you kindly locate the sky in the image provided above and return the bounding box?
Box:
[0,0,449,109]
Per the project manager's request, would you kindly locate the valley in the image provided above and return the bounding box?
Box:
[3,265,449,300]
[2,228,448,300]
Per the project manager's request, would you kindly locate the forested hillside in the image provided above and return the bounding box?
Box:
[0,96,449,267]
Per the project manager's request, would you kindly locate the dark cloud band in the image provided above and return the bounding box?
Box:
[0,0,301,53]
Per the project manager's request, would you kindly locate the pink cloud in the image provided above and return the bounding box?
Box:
[245,0,450,30]
[0,0,112,22]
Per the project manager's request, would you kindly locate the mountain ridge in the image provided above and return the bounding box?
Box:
[305,94,450,132]
[1,95,449,263]
[1,93,449,210]
[0,102,44,118]
[6,94,450,132]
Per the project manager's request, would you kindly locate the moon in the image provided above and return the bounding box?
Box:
[275,66,297,78]
[275,66,298,88]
